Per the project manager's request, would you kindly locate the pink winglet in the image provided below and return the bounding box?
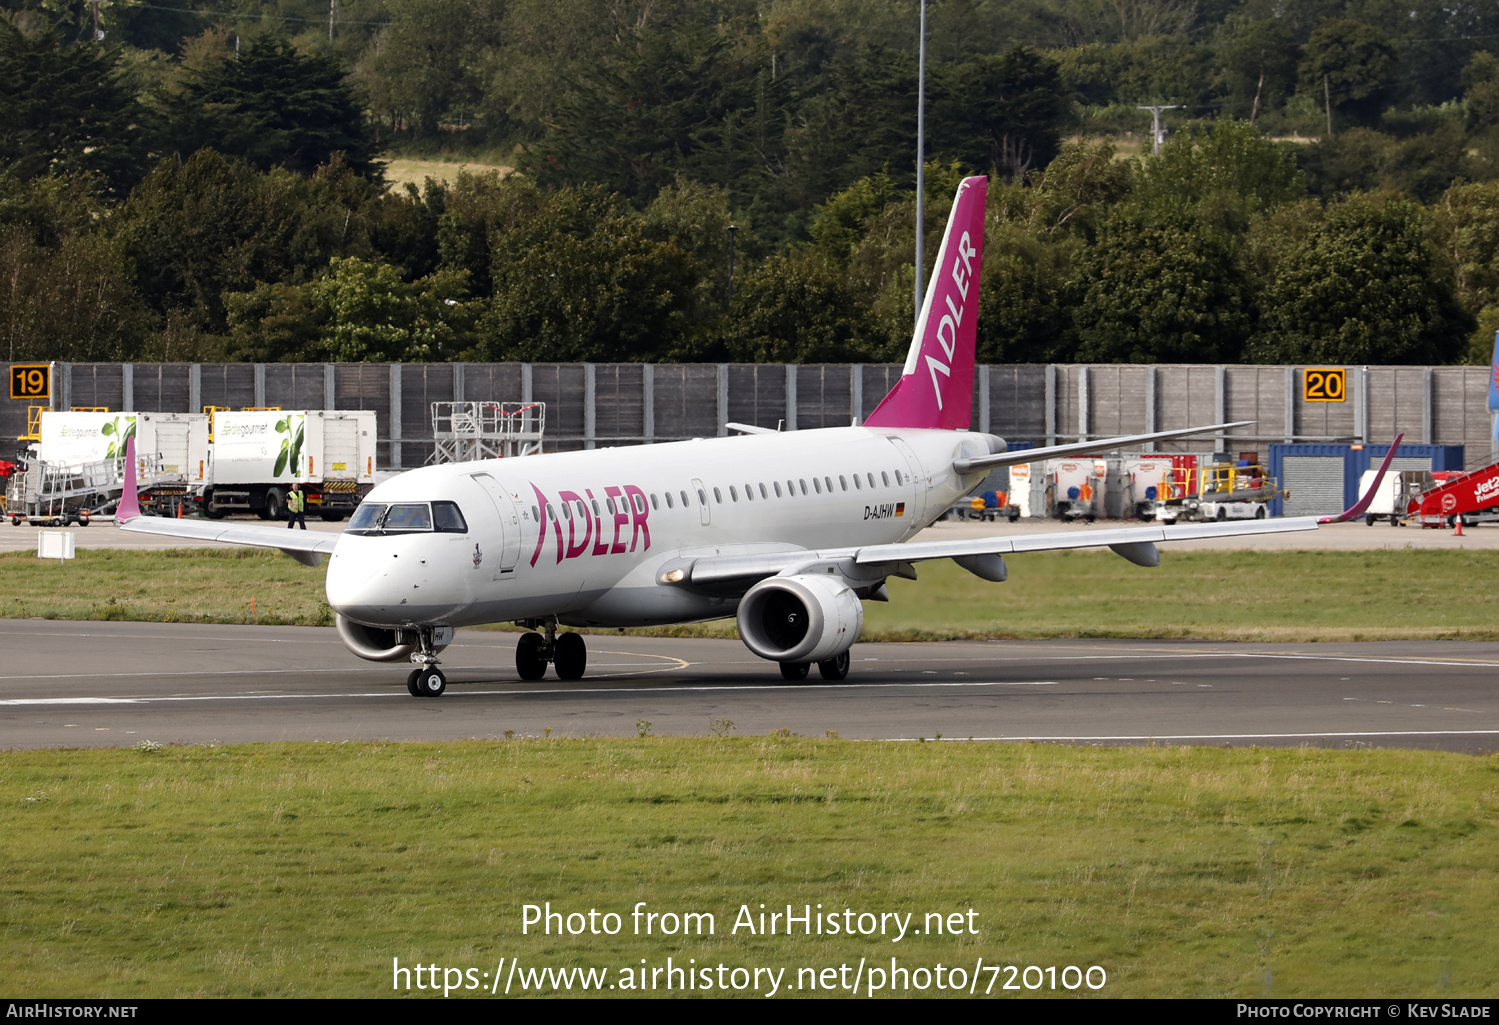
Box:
[116,435,141,522]
[864,175,988,431]
[1321,433,1404,523]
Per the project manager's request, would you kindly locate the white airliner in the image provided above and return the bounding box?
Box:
[117,176,1394,697]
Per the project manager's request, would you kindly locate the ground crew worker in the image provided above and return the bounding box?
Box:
[287,482,307,530]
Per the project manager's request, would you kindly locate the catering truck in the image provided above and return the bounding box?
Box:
[202,410,375,520]
[32,411,209,514]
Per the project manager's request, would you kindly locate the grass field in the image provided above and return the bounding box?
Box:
[382,157,512,191]
[2,739,1495,997]
[3,548,1496,642]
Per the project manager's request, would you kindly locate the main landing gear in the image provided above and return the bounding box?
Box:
[406,626,447,697]
[515,618,587,682]
[779,651,850,682]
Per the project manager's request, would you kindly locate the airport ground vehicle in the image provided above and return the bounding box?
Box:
[200,410,375,521]
[1402,461,1499,528]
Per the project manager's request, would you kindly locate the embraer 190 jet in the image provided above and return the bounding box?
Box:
[117,176,1393,696]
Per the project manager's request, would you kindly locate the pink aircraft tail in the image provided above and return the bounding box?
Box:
[116,435,140,522]
[863,175,988,431]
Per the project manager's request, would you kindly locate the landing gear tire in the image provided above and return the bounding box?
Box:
[412,666,446,697]
[817,651,850,681]
[406,669,422,697]
[779,661,811,681]
[553,632,587,681]
[516,632,547,681]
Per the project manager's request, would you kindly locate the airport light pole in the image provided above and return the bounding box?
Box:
[1137,105,1179,156]
[914,0,927,328]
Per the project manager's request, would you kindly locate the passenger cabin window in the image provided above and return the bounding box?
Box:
[799,479,808,495]
[825,476,833,492]
[758,483,768,499]
[730,486,739,501]
[680,489,690,507]
[665,492,674,509]
[696,488,707,505]
[713,487,722,503]
[650,494,659,510]
[839,475,848,491]
[773,481,782,498]
[881,472,890,487]
[853,475,861,490]
[867,473,876,489]
[813,478,822,494]
[745,484,753,501]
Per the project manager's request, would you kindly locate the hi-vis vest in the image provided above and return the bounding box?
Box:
[288,490,305,513]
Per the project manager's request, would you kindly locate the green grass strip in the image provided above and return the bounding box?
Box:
[1,739,1495,997]
[3,548,1497,641]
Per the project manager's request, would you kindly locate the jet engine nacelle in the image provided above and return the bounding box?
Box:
[335,615,452,662]
[737,573,864,664]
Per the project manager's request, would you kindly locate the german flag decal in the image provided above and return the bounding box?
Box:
[896,502,905,517]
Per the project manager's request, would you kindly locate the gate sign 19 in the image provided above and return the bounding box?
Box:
[1303,368,1346,402]
[9,363,49,400]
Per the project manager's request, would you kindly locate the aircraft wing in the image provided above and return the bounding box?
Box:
[113,435,336,566]
[679,516,1317,587]
[680,435,1403,589]
[117,515,338,566]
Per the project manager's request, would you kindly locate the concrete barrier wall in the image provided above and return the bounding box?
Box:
[6,361,1496,470]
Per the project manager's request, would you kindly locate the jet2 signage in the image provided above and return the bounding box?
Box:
[1303,368,1346,402]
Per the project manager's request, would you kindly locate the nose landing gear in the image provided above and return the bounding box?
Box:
[406,626,447,697]
[515,618,588,681]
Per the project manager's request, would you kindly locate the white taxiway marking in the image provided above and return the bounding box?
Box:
[0,680,1062,706]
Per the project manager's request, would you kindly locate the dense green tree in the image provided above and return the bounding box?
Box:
[975,222,1074,363]
[174,38,379,178]
[720,246,875,363]
[1137,118,1304,231]
[1298,18,1397,130]
[1249,194,1472,364]
[226,256,476,363]
[1070,209,1249,363]
[932,46,1068,182]
[473,185,698,362]
[0,22,153,194]
[117,149,377,331]
[1212,15,1298,124]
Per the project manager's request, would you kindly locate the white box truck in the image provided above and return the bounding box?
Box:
[204,410,375,520]
[35,410,208,514]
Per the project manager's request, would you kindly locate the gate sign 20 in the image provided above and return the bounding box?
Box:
[1303,368,1346,402]
[9,363,49,400]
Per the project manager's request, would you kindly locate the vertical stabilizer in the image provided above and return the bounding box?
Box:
[863,175,988,431]
[117,435,140,522]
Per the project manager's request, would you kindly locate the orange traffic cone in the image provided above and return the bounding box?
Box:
[176,501,183,519]
[1454,516,1464,536]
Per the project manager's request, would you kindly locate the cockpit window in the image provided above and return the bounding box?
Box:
[381,504,432,532]
[346,501,461,536]
[433,501,467,533]
[348,503,384,534]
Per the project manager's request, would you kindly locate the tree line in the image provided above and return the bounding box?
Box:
[1,0,1498,366]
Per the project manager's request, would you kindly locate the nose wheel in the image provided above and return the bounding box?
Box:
[514,619,588,681]
[407,666,446,697]
[405,626,447,697]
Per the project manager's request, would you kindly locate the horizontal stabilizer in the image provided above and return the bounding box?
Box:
[954,421,1256,473]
